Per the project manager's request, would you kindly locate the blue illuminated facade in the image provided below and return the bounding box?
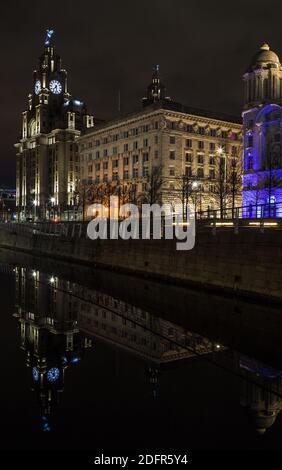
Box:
[242,44,282,217]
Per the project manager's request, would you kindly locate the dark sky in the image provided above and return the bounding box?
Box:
[1,0,281,186]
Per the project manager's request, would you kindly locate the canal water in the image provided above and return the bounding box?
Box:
[0,248,282,453]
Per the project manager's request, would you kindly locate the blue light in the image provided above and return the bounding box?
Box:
[62,356,68,363]
[64,100,70,106]
[41,416,51,432]
[47,367,60,382]
[45,29,54,46]
[73,100,83,106]
[71,357,80,363]
[32,367,39,382]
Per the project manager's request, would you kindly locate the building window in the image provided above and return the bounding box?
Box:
[169,167,175,176]
[103,162,108,170]
[123,170,129,180]
[112,160,118,168]
[198,141,204,150]
[247,136,253,148]
[124,143,129,152]
[186,139,192,148]
[209,169,215,179]
[197,168,204,178]
[210,129,216,137]
[112,172,118,181]
[154,135,158,144]
[95,151,100,159]
[143,138,149,147]
[95,163,100,171]
[143,153,149,162]
[185,152,192,163]
[143,166,149,177]
[198,127,205,135]
[103,174,108,183]
[197,155,204,164]
[247,156,253,170]
[209,156,215,165]
[124,157,129,166]
[133,155,139,164]
[133,141,138,150]
[169,150,175,160]
[169,136,176,144]
[103,149,108,157]
[123,131,129,139]
[154,150,159,158]
[185,166,192,177]
[221,131,228,139]
[133,168,139,178]
[88,165,93,173]
[95,140,100,147]
[209,142,216,151]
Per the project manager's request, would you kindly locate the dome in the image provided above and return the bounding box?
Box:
[249,43,280,71]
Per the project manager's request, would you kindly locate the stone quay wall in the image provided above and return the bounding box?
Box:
[0,224,281,302]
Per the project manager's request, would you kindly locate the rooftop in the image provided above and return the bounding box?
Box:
[84,100,241,136]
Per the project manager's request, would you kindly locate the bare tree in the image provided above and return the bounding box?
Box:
[227,149,242,218]
[213,156,229,218]
[140,166,163,205]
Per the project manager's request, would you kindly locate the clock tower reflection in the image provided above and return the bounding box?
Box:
[14,267,93,431]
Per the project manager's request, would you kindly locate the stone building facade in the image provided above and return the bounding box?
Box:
[242,43,282,217]
[79,68,242,215]
[15,30,94,221]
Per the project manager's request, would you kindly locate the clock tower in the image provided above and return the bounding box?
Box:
[15,30,94,220]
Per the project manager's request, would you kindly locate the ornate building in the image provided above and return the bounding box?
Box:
[242,44,282,217]
[79,66,242,214]
[15,30,94,221]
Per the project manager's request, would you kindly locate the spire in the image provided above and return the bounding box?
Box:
[142,65,171,107]
[45,28,55,47]
[260,43,270,51]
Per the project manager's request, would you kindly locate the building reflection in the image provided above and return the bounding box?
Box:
[13,265,282,435]
[14,267,93,431]
[238,355,282,434]
[14,266,222,426]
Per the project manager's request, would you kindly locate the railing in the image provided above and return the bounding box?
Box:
[195,201,282,221]
[1,201,282,240]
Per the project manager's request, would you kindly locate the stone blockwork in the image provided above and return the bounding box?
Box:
[0,226,281,302]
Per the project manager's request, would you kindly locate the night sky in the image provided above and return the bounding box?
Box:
[1,0,281,186]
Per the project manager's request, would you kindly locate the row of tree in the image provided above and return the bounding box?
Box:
[75,154,243,219]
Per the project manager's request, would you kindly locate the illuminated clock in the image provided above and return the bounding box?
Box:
[34,80,41,95]
[49,80,62,94]
[47,367,60,382]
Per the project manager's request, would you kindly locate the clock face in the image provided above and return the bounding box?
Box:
[49,79,62,94]
[34,80,41,95]
[47,367,60,382]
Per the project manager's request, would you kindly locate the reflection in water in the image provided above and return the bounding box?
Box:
[14,268,93,432]
[11,263,282,438]
[239,356,282,434]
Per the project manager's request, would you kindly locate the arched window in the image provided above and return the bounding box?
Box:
[28,119,36,137]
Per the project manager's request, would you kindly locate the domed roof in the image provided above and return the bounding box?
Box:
[248,43,280,71]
